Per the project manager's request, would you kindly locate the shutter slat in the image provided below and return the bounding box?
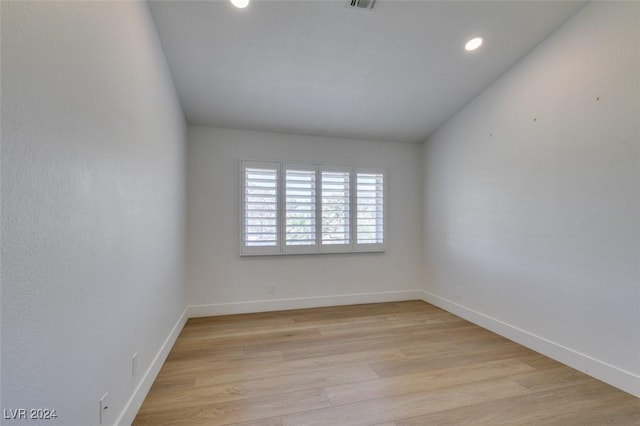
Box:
[285,169,316,247]
[321,170,350,246]
[244,165,279,248]
[356,172,384,245]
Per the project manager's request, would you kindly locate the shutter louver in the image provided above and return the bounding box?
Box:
[285,168,316,248]
[321,170,351,246]
[242,163,279,252]
[356,172,384,245]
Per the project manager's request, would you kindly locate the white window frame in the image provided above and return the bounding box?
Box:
[240,160,387,256]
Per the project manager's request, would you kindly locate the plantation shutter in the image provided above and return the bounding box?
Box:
[241,161,280,255]
[284,165,318,252]
[320,167,351,251]
[356,169,386,250]
[241,161,385,255]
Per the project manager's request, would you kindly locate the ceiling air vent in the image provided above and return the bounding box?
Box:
[346,0,375,10]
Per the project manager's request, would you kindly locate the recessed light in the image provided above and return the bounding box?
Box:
[230,0,249,8]
[465,37,483,51]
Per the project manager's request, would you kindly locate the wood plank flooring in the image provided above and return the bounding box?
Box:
[133,301,639,425]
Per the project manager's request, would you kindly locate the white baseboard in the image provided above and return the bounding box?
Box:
[188,290,424,317]
[420,290,640,398]
[116,306,189,426]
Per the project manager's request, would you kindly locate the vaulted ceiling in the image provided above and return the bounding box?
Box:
[148,1,586,143]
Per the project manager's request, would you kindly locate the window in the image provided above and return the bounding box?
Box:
[284,166,316,252]
[241,162,279,254]
[321,168,350,250]
[241,160,386,255]
[356,170,384,245]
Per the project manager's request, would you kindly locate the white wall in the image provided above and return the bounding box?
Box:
[422,1,639,396]
[187,127,422,314]
[1,2,186,425]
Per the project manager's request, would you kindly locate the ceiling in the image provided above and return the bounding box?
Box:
[148,0,586,143]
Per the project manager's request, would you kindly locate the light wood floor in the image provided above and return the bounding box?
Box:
[133,301,639,425]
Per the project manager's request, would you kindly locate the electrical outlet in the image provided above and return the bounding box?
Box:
[99,393,109,425]
[268,282,275,294]
[132,352,138,378]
